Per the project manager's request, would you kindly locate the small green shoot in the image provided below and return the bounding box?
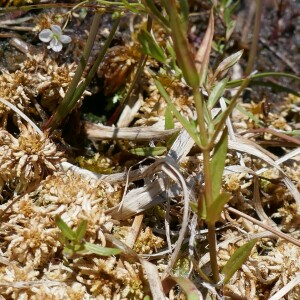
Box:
[164,105,174,130]
[129,146,167,156]
[138,29,167,63]
[207,78,228,110]
[55,216,121,257]
[221,238,258,284]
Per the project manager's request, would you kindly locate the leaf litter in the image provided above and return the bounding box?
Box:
[0,1,299,299]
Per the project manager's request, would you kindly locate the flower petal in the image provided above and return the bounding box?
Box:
[50,39,63,52]
[60,35,72,44]
[50,25,62,35]
[39,29,53,43]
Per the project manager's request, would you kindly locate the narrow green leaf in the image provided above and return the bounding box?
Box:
[45,17,120,130]
[75,220,87,241]
[166,40,182,76]
[214,50,243,79]
[167,0,199,88]
[221,238,258,284]
[155,79,201,147]
[166,40,176,59]
[138,29,166,63]
[225,19,236,41]
[247,79,300,97]
[162,276,202,300]
[213,99,263,128]
[206,192,230,224]
[165,106,174,130]
[143,0,169,27]
[120,0,140,13]
[58,233,67,246]
[178,0,189,30]
[55,216,77,241]
[210,128,228,201]
[227,71,300,89]
[207,78,228,110]
[129,146,167,156]
[84,242,121,256]
[232,102,263,126]
[285,130,300,136]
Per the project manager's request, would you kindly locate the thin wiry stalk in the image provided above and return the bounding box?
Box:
[45,13,102,130]
[245,0,262,75]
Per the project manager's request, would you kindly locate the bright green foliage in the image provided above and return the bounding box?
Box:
[138,29,167,63]
[207,78,228,110]
[166,0,199,89]
[155,79,202,147]
[164,105,174,130]
[56,216,121,257]
[221,0,239,40]
[221,238,258,284]
[84,242,122,256]
[129,146,167,156]
[209,129,228,202]
[206,192,230,224]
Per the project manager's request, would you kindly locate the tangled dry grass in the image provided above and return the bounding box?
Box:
[0,2,299,299]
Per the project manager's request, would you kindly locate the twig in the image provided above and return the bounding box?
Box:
[269,275,300,300]
[125,214,144,249]
[227,206,300,247]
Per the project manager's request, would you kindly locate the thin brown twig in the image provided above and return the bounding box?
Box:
[227,206,300,247]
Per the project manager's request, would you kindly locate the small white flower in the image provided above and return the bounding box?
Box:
[39,25,71,52]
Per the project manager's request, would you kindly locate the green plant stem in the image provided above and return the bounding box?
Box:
[208,76,251,149]
[207,223,220,283]
[227,71,300,87]
[45,13,102,130]
[193,88,208,147]
[245,0,262,75]
[108,16,152,125]
[203,147,220,283]
[70,16,120,103]
[194,88,220,283]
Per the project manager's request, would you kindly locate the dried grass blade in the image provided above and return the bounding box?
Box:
[195,9,214,85]
[140,259,166,300]
[0,97,43,137]
[107,178,166,220]
[105,233,166,299]
[84,121,178,141]
[245,127,300,146]
[253,176,277,227]
[227,206,300,248]
[229,136,300,206]
[269,274,300,300]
